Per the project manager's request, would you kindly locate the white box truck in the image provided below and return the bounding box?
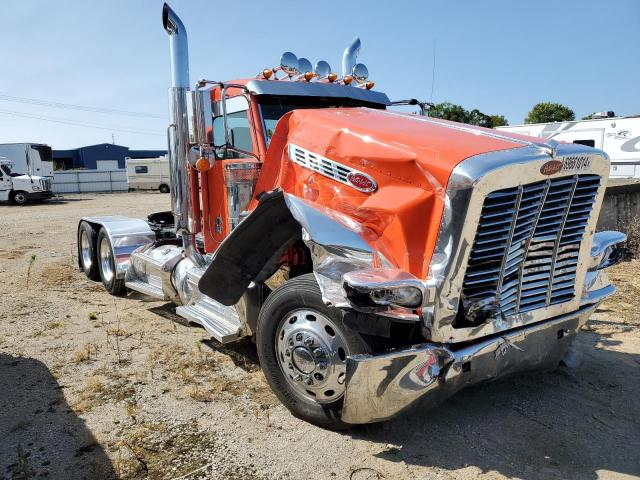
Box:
[0,143,54,178]
[497,114,640,178]
[126,156,171,192]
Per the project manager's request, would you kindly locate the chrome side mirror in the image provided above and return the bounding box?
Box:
[352,63,369,84]
[314,60,331,78]
[192,86,214,145]
[280,52,299,77]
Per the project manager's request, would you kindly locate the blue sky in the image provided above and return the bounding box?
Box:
[1,0,638,150]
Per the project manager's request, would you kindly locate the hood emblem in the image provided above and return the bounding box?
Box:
[347,172,377,193]
[540,160,563,175]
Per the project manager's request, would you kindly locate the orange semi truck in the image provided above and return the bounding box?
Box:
[77,4,625,428]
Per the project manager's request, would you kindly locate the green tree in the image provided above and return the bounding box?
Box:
[582,113,595,120]
[525,102,575,124]
[489,114,508,127]
[429,103,508,128]
[428,102,470,123]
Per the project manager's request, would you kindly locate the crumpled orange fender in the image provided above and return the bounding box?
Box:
[251,107,523,280]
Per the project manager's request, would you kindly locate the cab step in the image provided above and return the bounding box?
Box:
[176,297,241,343]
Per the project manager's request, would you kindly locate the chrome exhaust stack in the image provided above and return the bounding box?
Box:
[342,37,361,77]
[162,3,204,267]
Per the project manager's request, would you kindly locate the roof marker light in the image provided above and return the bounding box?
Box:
[327,72,338,83]
[262,69,273,79]
[343,75,353,85]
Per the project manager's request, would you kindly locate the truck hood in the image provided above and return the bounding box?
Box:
[264,107,535,190]
[12,175,48,190]
[256,107,546,278]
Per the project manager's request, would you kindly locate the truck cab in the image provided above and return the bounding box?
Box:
[0,157,53,205]
[75,3,625,429]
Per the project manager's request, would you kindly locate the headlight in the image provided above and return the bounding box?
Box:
[369,286,422,308]
[31,186,42,191]
[343,269,425,310]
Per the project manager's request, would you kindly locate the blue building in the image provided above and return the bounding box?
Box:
[53,143,167,170]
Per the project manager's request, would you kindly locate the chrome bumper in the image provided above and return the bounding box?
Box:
[342,284,613,424]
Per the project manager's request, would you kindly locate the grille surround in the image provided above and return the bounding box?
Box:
[460,174,601,325]
[423,144,609,343]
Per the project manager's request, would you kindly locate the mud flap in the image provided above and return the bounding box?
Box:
[199,190,301,306]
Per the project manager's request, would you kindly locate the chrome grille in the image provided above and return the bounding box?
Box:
[461,174,600,322]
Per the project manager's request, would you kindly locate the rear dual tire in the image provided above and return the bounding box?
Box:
[78,222,100,280]
[96,228,126,296]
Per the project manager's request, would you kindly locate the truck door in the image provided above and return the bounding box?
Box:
[0,164,12,201]
[202,95,262,252]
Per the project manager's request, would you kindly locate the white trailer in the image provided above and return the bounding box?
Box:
[497,114,640,178]
[0,143,54,178]
[126,156,171,193]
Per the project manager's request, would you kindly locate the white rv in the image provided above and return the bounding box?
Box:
[126,156,171,193]
[497,113,640,178]
[0,143,54,178]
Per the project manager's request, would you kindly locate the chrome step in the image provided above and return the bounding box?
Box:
[176,298,241,343]
[125,279,168,300]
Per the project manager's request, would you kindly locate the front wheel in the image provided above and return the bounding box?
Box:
[11,191,28,205]
[97,228,126,296]
[159,184,170,194]
[256,274,369,430]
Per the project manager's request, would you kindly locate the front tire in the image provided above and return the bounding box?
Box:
[256,274,369,430]
[78,222,100,280]
[159,184,170,194]
[11,191,28,205]
[97,228,126,296]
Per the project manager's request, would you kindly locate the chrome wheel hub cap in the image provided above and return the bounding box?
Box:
[99,237,114,283]
[276,309,349,403]
[81,231,92,270]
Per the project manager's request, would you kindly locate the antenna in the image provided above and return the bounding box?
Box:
[111,133,115,144]
[430,38,437,103]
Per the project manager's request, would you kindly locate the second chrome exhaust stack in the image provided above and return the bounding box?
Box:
[342,37,361,77]
[162,3,204,266]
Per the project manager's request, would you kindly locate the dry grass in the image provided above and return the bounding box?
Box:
[73,373,135,413]
[44,320,64,330]
[620,215,640,259]
[112,421,218,480]
[72,343,98,363]
[146,342,277,408]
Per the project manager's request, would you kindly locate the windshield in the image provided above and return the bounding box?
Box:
[258,95,385,146]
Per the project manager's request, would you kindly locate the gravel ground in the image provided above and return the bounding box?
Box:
[0,192,639,480]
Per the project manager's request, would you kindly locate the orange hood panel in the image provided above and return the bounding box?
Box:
[255,108,528,279]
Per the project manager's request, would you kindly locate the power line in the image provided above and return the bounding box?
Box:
[0,94,167,119]
[0,109,164,136]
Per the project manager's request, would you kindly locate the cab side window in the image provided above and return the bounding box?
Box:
[212,96,254,159]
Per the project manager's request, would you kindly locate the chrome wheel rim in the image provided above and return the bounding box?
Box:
[80,231,93,270]
[275,309,349,403]
[99,237,114,283]
[14,193,26,203]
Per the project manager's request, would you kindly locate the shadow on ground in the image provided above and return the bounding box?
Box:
[350,331,640,480]
[0,354,115,479]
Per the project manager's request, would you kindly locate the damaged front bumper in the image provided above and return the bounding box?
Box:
[342,285,612,424]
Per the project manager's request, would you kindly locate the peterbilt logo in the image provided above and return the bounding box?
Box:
[540,156,592,175]
[347,172,377,193]
[540,160,563,175]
